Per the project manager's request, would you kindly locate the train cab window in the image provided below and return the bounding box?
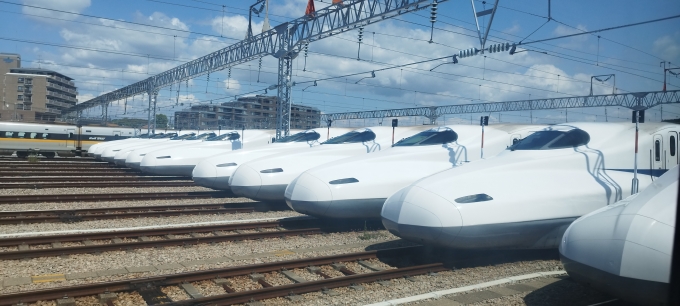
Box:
[394,128,458,147]
[323,130,376,144]
[277,131,320,143]
[206,132,240,141]
[655,140,661,161]
[671,136,676,156]
[509,129,590,151]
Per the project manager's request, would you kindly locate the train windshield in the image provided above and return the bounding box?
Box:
[322,130,376,144]
[394,128,458,147]
[206,132,240,141]
[277,131,320,143]
[170,133,195,140]
[509,129,590,151]
[185,133,216,140]
[151,134,169,139]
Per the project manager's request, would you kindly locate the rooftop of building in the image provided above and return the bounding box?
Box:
[9,68,73,81]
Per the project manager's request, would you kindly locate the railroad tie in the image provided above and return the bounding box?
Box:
[180,283,205,299]
[280,270,307,283]
[213,278,236,293]
[358,260,385,271]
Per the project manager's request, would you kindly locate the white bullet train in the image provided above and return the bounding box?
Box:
[559,165,677,305]
[87,133,152,157]
[122,131,219,168]
[285,124,544,219]
[229,125,430,202]
[98,132,189,162]
[381,122,679,249]
[1,121,136,157]
[191,128,353,189]
[138,129,278,176]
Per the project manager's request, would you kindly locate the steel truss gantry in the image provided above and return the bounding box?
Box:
[319,90,680,124]
[67,0,443,137]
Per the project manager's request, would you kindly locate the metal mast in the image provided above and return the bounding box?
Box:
[67,0,444,138]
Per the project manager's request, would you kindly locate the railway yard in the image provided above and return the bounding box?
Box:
[0,156,623,306]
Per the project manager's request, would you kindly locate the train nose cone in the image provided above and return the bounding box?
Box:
[285,173,332,217]
[229,165,262,199]
[381,186,462,247]
[139,155,157,174]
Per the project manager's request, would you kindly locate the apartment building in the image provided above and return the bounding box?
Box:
[1,53,78,122]
[174,95,321,130]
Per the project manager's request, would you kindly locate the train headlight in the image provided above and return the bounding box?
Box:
[329,178,359,185]
[156,156,171,159]
[260,168,283,173]
[454,193,493,204]
[216,162,237,167]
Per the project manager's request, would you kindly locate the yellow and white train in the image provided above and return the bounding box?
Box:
[0,121,137,158]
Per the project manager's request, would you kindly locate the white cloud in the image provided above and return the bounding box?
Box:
[654,32,680,62]
[22,0,90,22]
[223,79,241,93]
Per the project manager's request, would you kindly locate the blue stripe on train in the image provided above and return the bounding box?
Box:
[606,168,668,177]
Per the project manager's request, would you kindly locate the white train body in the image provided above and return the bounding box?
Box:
[122,132,219,168]
[87,135,147,157]
[138,130,277,176]
[559,166,676,305]
[285,124,544,219]
[381,122,679,250]
[0,121,136,157]
[99,133,185,162]
[229,126,430,201]
[191,128,353,189]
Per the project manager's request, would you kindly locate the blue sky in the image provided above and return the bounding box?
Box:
[1,0,679,126]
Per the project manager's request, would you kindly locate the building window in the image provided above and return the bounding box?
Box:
[17,95,23,100]
[18,86,23,92]
[18,78,24,83]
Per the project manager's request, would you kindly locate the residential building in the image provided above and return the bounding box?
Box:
[0,53,78,122]
[174,95,321,130]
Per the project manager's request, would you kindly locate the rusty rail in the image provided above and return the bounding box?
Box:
[0,246,437,306]
[0,191,232,204]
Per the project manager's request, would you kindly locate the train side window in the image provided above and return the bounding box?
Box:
[23,132,32,139]
[43,133,49,139]
[670,136,676,157]
[0,131,6,138]
[29,133,37,139]
[35,133,43,139]
[655,140,661,161]
[17,132,25,138]
[69,133,74,139]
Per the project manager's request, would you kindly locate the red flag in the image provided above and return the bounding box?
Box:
[333,0,343,4]
[305,0,316,16]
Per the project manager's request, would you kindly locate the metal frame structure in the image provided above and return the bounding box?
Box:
[319,90,680,124]
[67,0,443,138]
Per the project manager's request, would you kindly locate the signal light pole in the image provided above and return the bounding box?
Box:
[631,110,645,195]
[480,115,488,158]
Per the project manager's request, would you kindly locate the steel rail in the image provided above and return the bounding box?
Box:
[0,228,320,260]
[0,163,117,168]
[0,191,232,204]
[0,203,247,218]
[0,167,132,171]
[0,172,156,177]
[0,246,426,305]
[172,264,446,305]
[0,204,255,225]
[0,181,195,189]
[0,220,284,247]
[0,176,189,182]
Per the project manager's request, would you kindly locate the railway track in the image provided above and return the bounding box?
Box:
[0,181,195,189]
[0,246,444,306]
[0,176,190,183]
[0,191,232,204]
[1,172,156,177]
[0,202,271,224]
[0,167,132,172]
[0,218,381,260]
